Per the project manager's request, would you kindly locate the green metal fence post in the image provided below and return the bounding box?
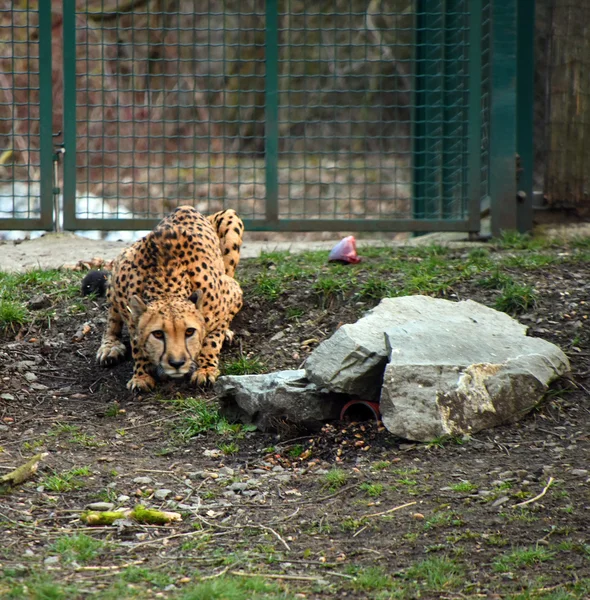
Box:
[442,0,465,220]
[516,0,535,233]
[466,0,483,234]
[38,1,54,230]
[489,0,517,237]
[413,0,444,221]
[265,0,279,224]
[62,0,77,230]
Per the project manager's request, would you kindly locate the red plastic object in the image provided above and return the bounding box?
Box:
[340,399,381,422]
[328,236,361,264]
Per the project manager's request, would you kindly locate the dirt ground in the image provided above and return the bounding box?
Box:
[0,241,589,599]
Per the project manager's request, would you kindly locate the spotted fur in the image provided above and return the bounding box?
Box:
[96,206,244,392]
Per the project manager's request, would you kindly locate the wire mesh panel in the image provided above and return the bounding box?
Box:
[64,0,488,232]
[0,1,493,234]
[0,2,53,234]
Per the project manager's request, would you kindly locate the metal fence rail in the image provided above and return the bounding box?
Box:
[0,1,526,236]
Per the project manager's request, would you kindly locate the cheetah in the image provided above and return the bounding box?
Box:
[96,206,244,392]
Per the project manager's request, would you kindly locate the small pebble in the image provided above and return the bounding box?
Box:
[571,469,588,477]
[44,556,60,565]
[117,495,131,503]
[154,489,172,500]
[492,496,510,507]
[24,372,38,382]
[229,482,248,492]
[133,476,153,485]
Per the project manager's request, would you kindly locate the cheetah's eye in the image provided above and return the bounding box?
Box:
[185,328,196,337]
[152,330,164,340]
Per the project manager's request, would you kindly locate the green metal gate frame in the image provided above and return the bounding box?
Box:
[0,1,535,236]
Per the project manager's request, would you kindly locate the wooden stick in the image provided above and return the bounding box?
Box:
[512,477,555,508]
[230,571,325,582]
[363,501,417,519]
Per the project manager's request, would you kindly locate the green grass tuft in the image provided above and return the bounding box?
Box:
[50,533,104,564]
[494,282,538,314]
[224,356,265,376]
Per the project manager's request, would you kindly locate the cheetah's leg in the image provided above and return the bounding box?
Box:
[190,327,226,385]
[207,209,244,278]
[96,304,127,366]
[126,329,156,392]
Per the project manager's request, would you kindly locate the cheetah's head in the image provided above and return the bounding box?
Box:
[129,292,206,380]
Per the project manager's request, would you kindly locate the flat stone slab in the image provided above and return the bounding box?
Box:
[214,369,343,431]
[379,296,570,441]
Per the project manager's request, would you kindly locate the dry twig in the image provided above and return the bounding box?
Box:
[512,477,555,508]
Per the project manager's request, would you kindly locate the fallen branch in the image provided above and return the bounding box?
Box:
[0,453,48,493]
[512,477,555,508]
[230,571,325,583]
[81,505,182,526]
[76,559,145,572]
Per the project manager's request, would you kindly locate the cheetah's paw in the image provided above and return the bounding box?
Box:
[96,339,126,366]
[224,329,235,345]
[191,367,221,386]
[126,373,156,393]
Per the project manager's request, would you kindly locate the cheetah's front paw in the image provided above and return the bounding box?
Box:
[191,367,221,386]
[96,339,126,366]
[224,329,235,345]
[126,373,156,393]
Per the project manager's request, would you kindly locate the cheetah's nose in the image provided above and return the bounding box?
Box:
[169,358,186,370]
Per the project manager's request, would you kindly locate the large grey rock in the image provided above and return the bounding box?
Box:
[214,370,343,431]
[305,297,437,400]
[379,297,570,441]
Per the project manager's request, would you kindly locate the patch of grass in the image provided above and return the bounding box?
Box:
[104,402,121,417]
[360,482,384,497]
[70,432,104,448]
[450,481,477,493]
[323,468,349,491]
[493,231,548,251]
[287,444,305,458]
[219,442,239,455]
[51,533,105,564]
[251,272,284,301]
[285,306,305,320]
[171,398,226,439]
[357,276,396,300]
[477,270,515,290]
[0,299,28,329]
[180,575,283,599]
[4,575,74,600]
[48,423,80,437]
[120,566,174,589]
[41,466,92,493]
[423,511,463,530]
[351,566,393,592]
[371,460,391,471]
[224,356,265,376]
[404,556,465,591]
[493,546,555,572]
[494,282,538,314]
[341,517,364,532]
[313,274,350,305]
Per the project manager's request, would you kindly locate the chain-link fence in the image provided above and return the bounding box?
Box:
[1,1,497,235]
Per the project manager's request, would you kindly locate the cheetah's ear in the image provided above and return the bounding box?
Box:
[129,295,148,319]
[188,290,204,310]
